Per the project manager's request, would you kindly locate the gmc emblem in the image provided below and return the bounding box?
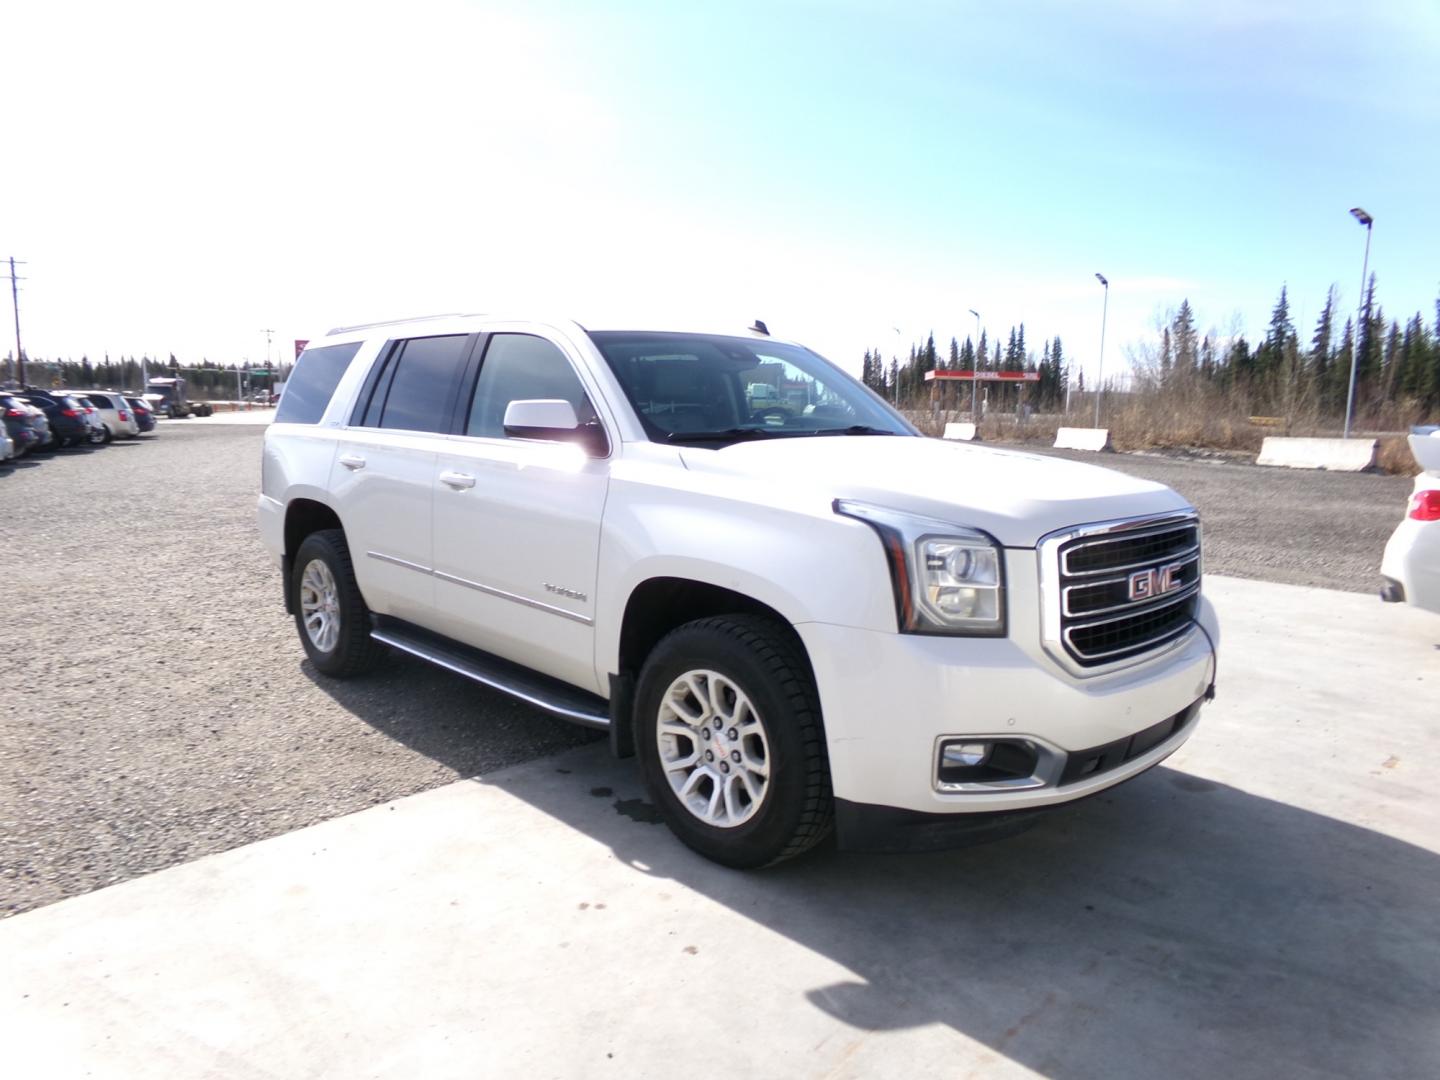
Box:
[1128,562,1184,602]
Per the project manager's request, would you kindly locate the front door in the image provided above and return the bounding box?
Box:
[429,331,612,693]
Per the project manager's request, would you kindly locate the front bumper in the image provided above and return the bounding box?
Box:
[796,585,1218,821]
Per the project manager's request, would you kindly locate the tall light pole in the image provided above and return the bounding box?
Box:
[1343,207,1373,439]
[1093,273,1109,428]
[968,309,981,418]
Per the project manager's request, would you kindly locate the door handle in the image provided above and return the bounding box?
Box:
[339,454,366,470]
[440,470,477,490]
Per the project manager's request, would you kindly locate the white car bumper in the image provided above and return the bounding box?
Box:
[798,593,1218,826]
[1382,515,1440,615]
[257,493,285,567]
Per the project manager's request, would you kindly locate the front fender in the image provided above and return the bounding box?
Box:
[593,489,897,675]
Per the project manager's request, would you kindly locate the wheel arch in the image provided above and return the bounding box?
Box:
[282,498,346,613]
[607,576,819,759]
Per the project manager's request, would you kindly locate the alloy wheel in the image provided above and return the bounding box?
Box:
[299,558,341,653]
[656,669,771,828]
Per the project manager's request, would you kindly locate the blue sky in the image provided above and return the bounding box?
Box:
[6,0,1438,381]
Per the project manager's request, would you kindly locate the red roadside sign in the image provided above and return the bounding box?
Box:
[294,339,310,359]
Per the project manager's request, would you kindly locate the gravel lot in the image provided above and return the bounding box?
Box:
[0,427,1415,917]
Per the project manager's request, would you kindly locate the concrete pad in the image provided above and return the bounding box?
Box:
[2,577,1438,1079]
[943,421,979,441]
[1257,436,1377,471]
[1053,426,1111,451]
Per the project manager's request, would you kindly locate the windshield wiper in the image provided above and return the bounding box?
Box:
[664,427,783,443]
[810,425,898,436]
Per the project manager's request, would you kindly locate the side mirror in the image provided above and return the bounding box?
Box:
[502,399,608,456]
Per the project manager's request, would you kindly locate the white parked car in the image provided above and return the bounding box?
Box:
[75,391,141,441]
[1381,432,1440,616]
[258,316,1219,866]
[0,426,13,463]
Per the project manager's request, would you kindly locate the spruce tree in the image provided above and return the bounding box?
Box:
[1052,336,1066,407]
[1257,285,1295,379]
[1172,300,1198,373]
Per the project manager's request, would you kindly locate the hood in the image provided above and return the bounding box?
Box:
[679,436,1190,547]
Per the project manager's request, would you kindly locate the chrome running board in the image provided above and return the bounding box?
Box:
[370,619,610,730]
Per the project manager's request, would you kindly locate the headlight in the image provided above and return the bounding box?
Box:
[834,500,1006,636]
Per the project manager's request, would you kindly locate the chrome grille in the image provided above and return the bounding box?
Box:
[1056,518,1201,667]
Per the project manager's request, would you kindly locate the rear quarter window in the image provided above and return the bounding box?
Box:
[275,342,363,424]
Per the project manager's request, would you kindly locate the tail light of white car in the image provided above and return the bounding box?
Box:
[1408,490,1440,521]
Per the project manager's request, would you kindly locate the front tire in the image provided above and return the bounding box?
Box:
[291,529,388,678]
[634,615,833,868]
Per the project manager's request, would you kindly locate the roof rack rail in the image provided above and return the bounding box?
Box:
[326,313,480,336]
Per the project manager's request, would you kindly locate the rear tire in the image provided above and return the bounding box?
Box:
[292,529,388,678]
[634,615,833,868]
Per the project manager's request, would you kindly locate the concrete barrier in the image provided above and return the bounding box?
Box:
[1256,437,1377,472]
[1054,427,1112,452]
[942,422,978,441]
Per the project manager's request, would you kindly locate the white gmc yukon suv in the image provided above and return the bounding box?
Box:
[258,315,1218,867]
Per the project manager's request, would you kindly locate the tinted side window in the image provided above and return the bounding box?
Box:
[275,342,362,424]
[466,335,595,439]
[377,335,471,433]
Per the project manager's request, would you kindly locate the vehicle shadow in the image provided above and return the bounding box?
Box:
[301,652,603,776]
[312,664,1440,1080]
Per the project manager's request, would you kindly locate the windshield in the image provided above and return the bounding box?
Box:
[588,331,915,446]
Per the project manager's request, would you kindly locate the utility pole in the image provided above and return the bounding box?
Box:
[261,328,276,403]
[6,257,25,387]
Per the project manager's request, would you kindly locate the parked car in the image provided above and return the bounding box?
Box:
[18,390,92,448]
[1381,431,1440,616]
[78,399,106,444]
[124,396,157,433]
[73,391,141,441]
[1,393,49,457]
[0,426,13,463]
[259,315,1219,868]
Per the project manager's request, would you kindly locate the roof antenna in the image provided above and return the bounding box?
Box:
[750,319,769,336]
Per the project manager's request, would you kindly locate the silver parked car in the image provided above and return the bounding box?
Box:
[74,391,142,441]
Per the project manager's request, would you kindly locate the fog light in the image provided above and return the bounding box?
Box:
[937,737,1042,789]
[942,742,990,767]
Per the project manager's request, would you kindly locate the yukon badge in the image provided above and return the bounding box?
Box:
[544,583,588,602]
[1128,562,1183,603]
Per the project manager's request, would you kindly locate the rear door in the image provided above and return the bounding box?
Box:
[330,333,476,626]
[429,330,613,692]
